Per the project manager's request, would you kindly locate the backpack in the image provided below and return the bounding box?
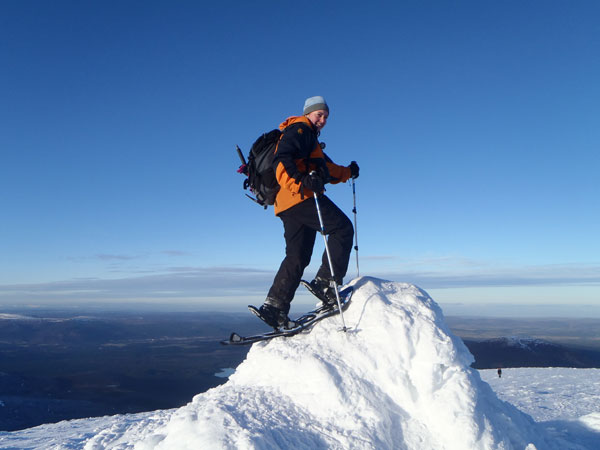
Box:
[236,129,282,208]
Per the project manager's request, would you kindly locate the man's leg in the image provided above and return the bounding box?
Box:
[266,211,316,312]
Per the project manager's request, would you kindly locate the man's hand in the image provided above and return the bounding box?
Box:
[301,172,324,194]
[349,161,360,179]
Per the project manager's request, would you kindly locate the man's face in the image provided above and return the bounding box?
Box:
[306,110,329,131]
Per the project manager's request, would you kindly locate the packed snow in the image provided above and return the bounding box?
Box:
[480,367,600,449]
[1,277,599,449]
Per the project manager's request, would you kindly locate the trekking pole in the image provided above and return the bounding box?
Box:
[312,186,348,332]
[351,178,359,277]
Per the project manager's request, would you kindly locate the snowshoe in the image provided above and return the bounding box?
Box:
[222,285,354,345]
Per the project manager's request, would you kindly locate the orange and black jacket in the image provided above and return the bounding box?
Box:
[273,115,351,215]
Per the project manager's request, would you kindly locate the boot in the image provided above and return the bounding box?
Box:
[258,303,297,330]
[309,277,338,307]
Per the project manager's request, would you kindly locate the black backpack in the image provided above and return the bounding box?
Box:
[236,129,282,208]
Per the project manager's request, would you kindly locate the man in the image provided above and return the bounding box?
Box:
[257,96,359,329]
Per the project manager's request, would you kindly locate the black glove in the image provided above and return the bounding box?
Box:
[349,161,360,179]
[301,171,324,194]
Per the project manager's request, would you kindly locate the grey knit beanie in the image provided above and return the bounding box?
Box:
[303,96,329,115]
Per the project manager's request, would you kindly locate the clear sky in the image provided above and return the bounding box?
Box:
[1,0,599,316]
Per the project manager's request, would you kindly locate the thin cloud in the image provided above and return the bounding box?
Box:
[0,266,276,302]
[361,255,396,261]
[1,263,598,305]
[379,263,600,289]
[161,250,191,257]
[95,253,142,261]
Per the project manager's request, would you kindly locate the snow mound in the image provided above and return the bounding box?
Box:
[87,277,553,449]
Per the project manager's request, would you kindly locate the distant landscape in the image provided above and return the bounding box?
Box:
[1,309,599,432]
[446,316,600,369]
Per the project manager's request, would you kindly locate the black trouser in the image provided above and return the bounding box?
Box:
[266,195,354,312]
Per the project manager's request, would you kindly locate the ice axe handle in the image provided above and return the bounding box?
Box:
[236,145,248,175]
[236,146,246,165]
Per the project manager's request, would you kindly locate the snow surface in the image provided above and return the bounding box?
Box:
[1,278,599,449]
[480,368,600,449]
[481,367,600,423]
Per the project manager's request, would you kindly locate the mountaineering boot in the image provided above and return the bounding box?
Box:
[258,303,297,330]
[309,277,338,308]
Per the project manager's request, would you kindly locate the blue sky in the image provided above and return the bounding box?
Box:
[1,1,599,316]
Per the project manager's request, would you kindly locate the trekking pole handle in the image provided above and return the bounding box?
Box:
[352,178,357,214]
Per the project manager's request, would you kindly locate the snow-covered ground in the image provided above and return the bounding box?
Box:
[1,278,599,449]
[480,367,600,449]
[480,367,600,423]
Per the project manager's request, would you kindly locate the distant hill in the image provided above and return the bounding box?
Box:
[464,337,600,369]
[0,312,253,431]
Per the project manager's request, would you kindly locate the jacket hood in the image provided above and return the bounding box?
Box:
[279,115,314,131]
